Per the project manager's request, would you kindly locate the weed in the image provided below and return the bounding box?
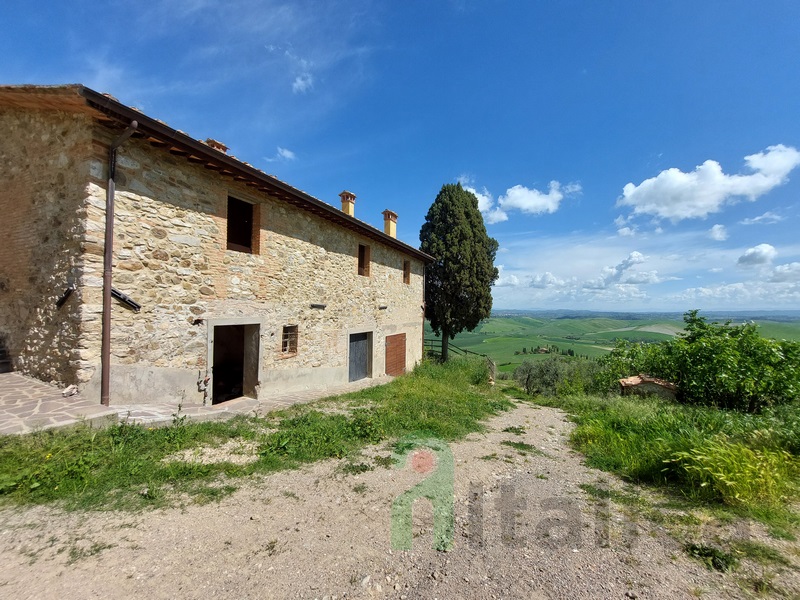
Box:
[732,540,791,567]
[502,426,526,435]
[479,453,498,461]
[372,455,395,468]
[578,483,642,507]
[340,461,373,475]
[66,540,115,565]
[685,543,739,572]
[262,539,280,556]
[745,567,779,596]
[666,435,797,506]
[352,483,368,495]
[281,490,299,500]
[500,440,546,456]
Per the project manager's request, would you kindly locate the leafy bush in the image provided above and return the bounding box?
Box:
[596,310,800,412]
[514,356,600,397]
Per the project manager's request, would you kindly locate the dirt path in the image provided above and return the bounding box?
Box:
[1,400,795,599]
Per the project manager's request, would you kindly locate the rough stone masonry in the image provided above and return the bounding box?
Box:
[0,85,428,405]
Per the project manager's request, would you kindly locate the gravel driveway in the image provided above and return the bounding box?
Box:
[1,400,796,599]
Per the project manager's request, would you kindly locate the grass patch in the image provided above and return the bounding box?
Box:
[578,482,643,507]
[500,440,545,456]
[339,461,373,475]
[685,543,739,572]
[732,540,792,567]
[372,454,395,468]
[531,392,800,529]
[0,357,509,510]
[502,426,526,435]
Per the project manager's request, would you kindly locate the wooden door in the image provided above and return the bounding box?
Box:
[385,333,406,376]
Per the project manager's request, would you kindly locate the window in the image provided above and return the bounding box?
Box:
[227,196,257,253]
[281,325,298,355]
[358,244,371,276]
[403,260,411,284]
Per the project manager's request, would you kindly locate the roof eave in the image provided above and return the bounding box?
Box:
[75,86,432,263]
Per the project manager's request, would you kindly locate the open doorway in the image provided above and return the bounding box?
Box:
[212,323,259,404]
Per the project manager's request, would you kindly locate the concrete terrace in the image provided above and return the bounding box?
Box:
[0,372,392,435]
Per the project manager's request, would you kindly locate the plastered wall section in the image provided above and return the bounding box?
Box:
[0,109,91,385]
[80,124,424,404]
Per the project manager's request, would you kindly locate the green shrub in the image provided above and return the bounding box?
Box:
[514,356,600,397]
[596,310,800,412]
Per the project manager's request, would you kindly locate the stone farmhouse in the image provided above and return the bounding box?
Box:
[0,84,431,406]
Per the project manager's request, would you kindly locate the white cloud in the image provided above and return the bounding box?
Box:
[617,226,635,237]
[499,182,575,215]
[468,180,581,224]
[494,265,520,287]
[264,146,297,162]
[277,147,296,160]
[617,145,800,222]
[484,207,509,224]
[624,270,664,284]
[462,185,494,214]
[737,243,777,266]
[584,251,647,289]
[740,211,784,225]
[675,280,800,307]
[770,262,800,282]
[530,272,568,289]
[708,224,728,241]
[292,72,313,93]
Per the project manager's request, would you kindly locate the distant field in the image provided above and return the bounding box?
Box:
[425,314,800,373]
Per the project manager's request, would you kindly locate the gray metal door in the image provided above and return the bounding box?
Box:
[349,332,370,382]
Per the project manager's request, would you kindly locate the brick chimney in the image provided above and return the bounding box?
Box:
[339,191,356,217]
[382,209,398,238]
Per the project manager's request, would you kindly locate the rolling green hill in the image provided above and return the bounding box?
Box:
[424,313,800,373]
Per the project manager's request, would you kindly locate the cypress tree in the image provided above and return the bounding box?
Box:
[420,183,499,361]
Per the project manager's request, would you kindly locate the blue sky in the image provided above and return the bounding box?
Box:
[4,0,800,312]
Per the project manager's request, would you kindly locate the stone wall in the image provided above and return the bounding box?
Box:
[78,121,424,404]
[0,109,91,385]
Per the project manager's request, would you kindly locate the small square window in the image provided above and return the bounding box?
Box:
[227,196,257,253]
[281,325,298,355]
[358,244,371,276]
[403,260,411,284]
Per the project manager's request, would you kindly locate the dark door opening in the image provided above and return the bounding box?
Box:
[212,324,259,404]
[0,336,11,374]
[348,332,372,382]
